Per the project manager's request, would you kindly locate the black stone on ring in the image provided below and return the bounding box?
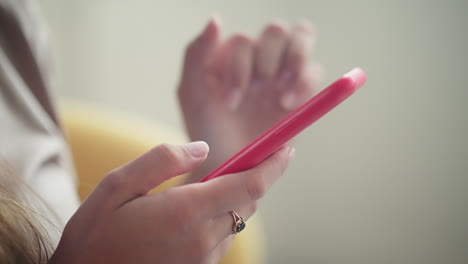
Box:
[230,211,246,234]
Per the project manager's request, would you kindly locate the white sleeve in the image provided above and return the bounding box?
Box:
[0,0,80,240]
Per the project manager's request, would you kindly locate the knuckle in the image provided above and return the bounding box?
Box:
[101,170,124,193]
[264,21,288,37]
[155,143,186,166]
[246,172,268,200]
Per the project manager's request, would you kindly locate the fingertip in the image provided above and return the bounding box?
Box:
[200,19,221,44]
[184,18,222,71]
[281,23,316,79]
[294,20,315,35]
[270,18,289,27]
[229,33,254,47]
[209,15,222,27]
[205,16,222,36]
[280,91,300,110]
[263,19,289,36]
[184,141,210,158]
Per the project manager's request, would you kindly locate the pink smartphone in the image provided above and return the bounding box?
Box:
[200,68,367,182]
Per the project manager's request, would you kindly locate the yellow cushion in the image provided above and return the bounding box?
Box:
[60,102,265,264]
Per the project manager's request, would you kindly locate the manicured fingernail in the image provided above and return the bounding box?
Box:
[227,88,241,110]
[280,91,297,110]
[185,141,209,158]
[288,147,296,161]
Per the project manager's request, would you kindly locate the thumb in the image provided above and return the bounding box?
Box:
[93,141,209,207]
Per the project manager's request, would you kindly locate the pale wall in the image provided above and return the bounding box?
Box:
[40,0,468,263]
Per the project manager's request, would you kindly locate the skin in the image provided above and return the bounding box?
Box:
[50,142,292,264]
[50,18,323,263]
[178,18,323,182]
[178,18,323,263]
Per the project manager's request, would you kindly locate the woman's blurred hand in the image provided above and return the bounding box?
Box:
[178,18,323,181]
[49,142,293,264]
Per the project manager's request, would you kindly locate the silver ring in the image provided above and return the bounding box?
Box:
[229,210,246,234]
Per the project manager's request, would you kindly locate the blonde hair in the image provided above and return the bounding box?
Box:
[0,161,52,264]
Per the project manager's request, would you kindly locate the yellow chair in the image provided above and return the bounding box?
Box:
[61,102,265,264]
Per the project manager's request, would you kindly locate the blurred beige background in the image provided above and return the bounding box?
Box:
[40,0,468,263]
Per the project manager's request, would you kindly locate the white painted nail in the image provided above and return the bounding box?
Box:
[184,141,209,158]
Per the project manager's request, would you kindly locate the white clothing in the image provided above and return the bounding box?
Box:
[0,0,80,245]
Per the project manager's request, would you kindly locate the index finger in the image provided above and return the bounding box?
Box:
[194,145,293,216]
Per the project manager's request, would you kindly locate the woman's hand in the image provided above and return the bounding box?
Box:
[49,142,293,264]
[178,18,323,181]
